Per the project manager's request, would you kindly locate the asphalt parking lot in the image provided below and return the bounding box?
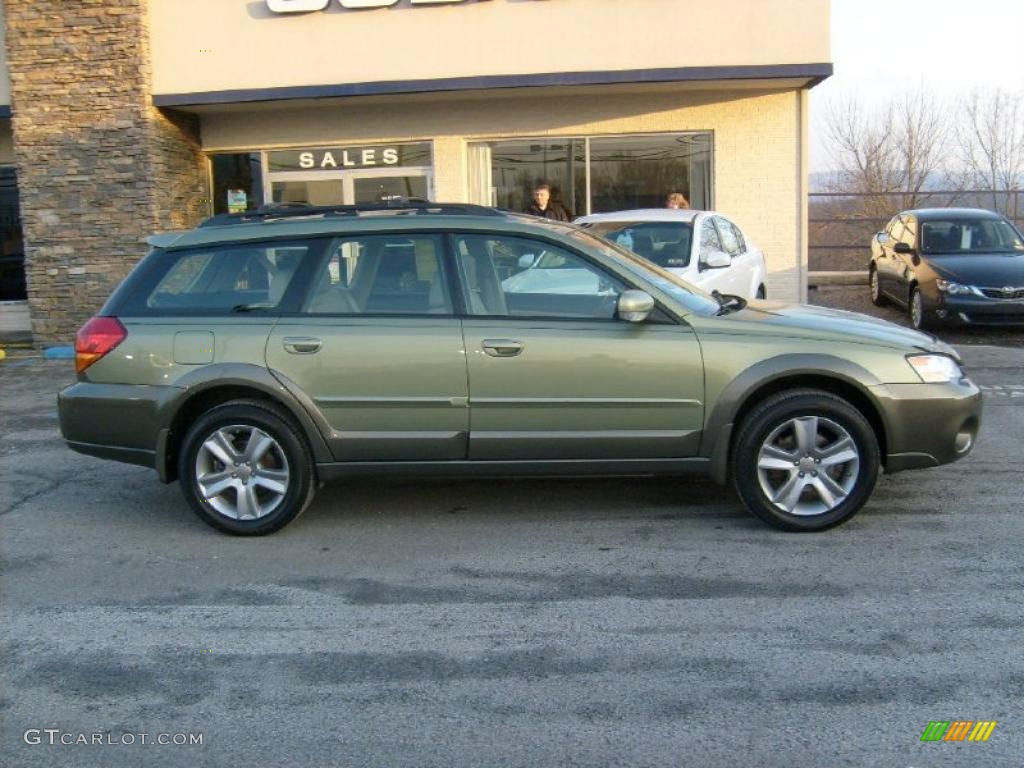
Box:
[2,348,1023,768]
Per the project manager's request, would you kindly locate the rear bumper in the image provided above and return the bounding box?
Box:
[58,382,175,471]
[871,377,982,472]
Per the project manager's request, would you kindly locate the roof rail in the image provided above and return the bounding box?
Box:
[198,199,507,228]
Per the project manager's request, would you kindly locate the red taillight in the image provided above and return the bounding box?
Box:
[75,316,127,374]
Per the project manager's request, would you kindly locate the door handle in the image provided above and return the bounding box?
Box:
[283,336,322,355]
[482,339,523,357]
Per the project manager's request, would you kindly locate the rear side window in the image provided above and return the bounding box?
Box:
[141,241,313,313]
[304,234,452,315]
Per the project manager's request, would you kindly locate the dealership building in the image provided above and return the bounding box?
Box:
[0,0,831,345]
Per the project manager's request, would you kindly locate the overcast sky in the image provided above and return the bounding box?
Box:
[810,0,1024,171]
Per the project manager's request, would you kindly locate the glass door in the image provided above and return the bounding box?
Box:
[347,169,432,204]
[270,174,346,207]
[268,169,432,207]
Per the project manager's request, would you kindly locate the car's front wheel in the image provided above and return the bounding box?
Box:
[732,389,880,531]
[178,400,316,535]
[869,266,887,306]
[913,284,929,329]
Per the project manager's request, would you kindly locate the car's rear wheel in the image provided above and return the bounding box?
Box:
[869,266,887,306]
[179,400,316,535]
[732,389,880,531]
[756,285,766,300]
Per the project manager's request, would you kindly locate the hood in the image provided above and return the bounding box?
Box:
[709,300,954,355]
[925,252,1024,285]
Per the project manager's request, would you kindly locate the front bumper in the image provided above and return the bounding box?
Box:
[871,376,982,472]
[931,294,1024,326]
[58,381,174,471]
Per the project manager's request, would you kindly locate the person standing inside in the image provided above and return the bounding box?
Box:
[665,191,690,209]
[526,182,570,221]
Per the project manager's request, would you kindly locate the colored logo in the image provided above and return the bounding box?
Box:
[920,721,997,742]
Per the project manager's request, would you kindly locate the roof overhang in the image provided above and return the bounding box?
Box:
[154,63,833,110]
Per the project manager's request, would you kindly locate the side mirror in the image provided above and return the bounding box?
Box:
[618,290,655,323]
[701,250,731,269]
[893,242,915,255]
[517,253,537,269]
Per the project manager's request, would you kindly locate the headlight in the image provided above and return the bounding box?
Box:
[907,354,963,383]
[935,279,978,296]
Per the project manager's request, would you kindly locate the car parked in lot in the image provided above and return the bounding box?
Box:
[59,203,980,535]
[575,209,768,300]
[869,207,1024,329]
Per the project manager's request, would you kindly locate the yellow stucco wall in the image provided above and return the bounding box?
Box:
[149,0,830,96]
[201,86,807,301]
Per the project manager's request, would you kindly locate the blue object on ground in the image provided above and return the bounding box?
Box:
[43,346,75,359]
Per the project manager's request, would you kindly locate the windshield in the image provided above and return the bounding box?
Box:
[565,228,721,316]
[920,218,1024,255]
[581,221,694,269]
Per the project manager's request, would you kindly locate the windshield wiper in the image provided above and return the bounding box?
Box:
[230,302,273,313]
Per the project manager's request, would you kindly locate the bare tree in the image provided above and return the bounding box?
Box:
[822,89,950,214]
[954,88,1024,216]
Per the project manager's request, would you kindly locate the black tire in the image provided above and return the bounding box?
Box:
[756,285,767,300]
[731,389,880,532]
[909,286,930,330]
[178,399,316,535]
[869,266,887,306]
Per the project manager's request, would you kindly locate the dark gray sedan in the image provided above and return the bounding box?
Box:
[869,207,1024,329]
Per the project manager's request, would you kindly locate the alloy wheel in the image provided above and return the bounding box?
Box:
[194,425,291,520]
[756,416,860,516]
[911,290,923,328]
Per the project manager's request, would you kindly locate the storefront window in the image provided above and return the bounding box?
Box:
[0,167,25,301]
[468,133,712,216]
[589,134,711,213]
[210,153,264,215]
[475,139,586,217]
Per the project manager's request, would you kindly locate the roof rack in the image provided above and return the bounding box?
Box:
[198,199,507,228]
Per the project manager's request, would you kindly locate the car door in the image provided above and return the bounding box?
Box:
[876,216,905,301]
[892,215,919,303]
[453,232,705,461]
[266,232,470,461]
[693,216,734,295]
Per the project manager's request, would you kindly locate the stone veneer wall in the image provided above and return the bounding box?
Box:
[4,0,208,345]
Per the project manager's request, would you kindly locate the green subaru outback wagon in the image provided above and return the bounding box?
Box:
[58,203,981,535]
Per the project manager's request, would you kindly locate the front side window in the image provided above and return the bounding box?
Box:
[699,219,723,260]
[453,234,623,320]
[920,218,1024,254]
[305,234,451,315]
[581,221,693,269]
[715,217,742,256]
[145,241,308,312]
[901,217,918,248]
